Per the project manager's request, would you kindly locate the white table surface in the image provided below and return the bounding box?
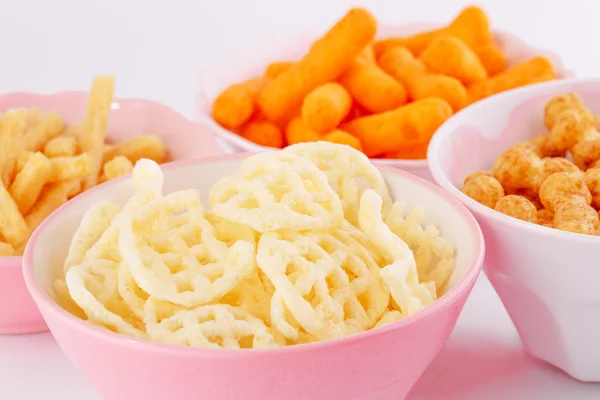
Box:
[2,0,600,398]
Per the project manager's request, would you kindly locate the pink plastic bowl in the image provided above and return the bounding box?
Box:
[196,22,573,182]
[428,77,600,382]
[0,91,223,335]
[23,154,484,400]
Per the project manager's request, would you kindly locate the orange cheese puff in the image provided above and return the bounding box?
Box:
[373,29,444,59]
[358,45,376,64]
[339,59,407,113]
[553,197,599,235]
[583,168,600,209]
[421,36,487,85]
[258,8,377,122]
[527,133,566,158]
[544,93,591,130]
[468,57,556,104]
[539,172,592,212]
[240,118,284,148]
[445,6,492,50]
[343,104,368,123]
[212,78,267,129]
[495,195,537,223]
[378,47,427,88]
[536,209,554,227]
[285,117,321,145]
[341,98,453,157]
[382,142,429,160]
[301,83,352,134]
[322,130,363,152]
[264,62,295,79]
[462,175,504,208]
[492,145,544,191]
[474,42,507,76]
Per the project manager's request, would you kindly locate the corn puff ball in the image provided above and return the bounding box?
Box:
[492,145,544,191]
[541,157,582,184]
[549,108,595,153]
[462,175,504,208]
[240,118,284,148]
[474,42,507,76]
[539,172,592,212]
[285,117,321,145]
[382,142,428,160]
[537,209,554,227]
[553,197,599,235]
[212,78,266,129]
[339,59,407,113]
[572,135,600,171]
[506,187,543,210]
[421,36,487,85]
[494,195,537,223]
[464,170,492,184]
[264,62,295,79]
[584,167,600,209]
[341,98,453,157]
[544,93,591,130]
[527,132,565,158]
[468,57,556,104]
[258,8,377,122]
[321,130,363,151]
[301,83,352,134]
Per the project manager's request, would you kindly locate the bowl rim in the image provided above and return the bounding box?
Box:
[23,152,485,356]
[0,90,221,266]
[427,76,600,244]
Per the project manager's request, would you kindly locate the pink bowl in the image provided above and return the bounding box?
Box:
[23,154,484,400]
[0,91,223,335]
[196,22,573,182]
[428,77,600,382]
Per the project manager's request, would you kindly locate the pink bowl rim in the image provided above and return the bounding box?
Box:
[0,90,218,267]
[428,76,600,244]
[22,152,485,356]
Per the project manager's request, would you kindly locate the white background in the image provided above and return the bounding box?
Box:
[1,0,600,398]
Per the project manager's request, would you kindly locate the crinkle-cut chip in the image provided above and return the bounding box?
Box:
[373,310,403,328]
[284,142,393,226]
[384,201,456,293]
[117,261,149,320]
[358,190,436,316]
[83,159,164,263]
[145,304,280,349]
[65,259,145,338]
[220,272,273,324]
[209,152,344,233]
[119,190,256,307]
[142,297,187,326]
[206,211,259,246]
[256,228,389,342]
[63,201,122,274]
[52,278,86,320]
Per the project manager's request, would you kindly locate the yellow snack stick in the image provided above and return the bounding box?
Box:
[0,241,14,256]
[0,179,29,247]
[103,135,167,164]
[421,35,487,85]
[0,109,29,186]
[25,180,81,233]
[257,8,377,122]
[264,62,295,79]
[212,78,267,129]
[23,110,65,152]
[49,154,94,182]
[301,83,352,134]
[321,130,363,152]
[9,152,52,215]
[101,156,133,182]
[43,136,78,157]
[15,151,35,174]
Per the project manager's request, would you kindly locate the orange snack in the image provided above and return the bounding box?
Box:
[240,118,284,148]
[536,209,554,227]
[285,117,321,145]
[492,145,544,191]
[494,195,537,223]
[421,35,487,85]
[538,172,592,212]
[548,108,595,153]
[464,170,492,184]
[379,47,466,111]
[571,133,600,171]
[257,8,377,122]
[541,157,582,184]
[301,83,352,134]
[373,29,444,59]
[264,62,295,79]
[544,93,590,130]
[341,98,453,157]
[462,175,504,208]
[506,187,543,210]
[357,45,376,63]
[467,57,556,104]
[553,197,599,235]
[584,167,600,209]
[212,78,266,129]
[322,130,363,151]
[474,42,507,76]
[527,133,565,158]
[382,142,428,160]
[339,59,407,113]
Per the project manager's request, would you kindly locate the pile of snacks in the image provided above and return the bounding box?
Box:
[54,142,456,348]
[0,75,168,256]
[463,93,600,236]
[211,6,556,160]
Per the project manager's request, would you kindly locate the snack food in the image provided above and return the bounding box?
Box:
[0,75,169,256]
[210,6,557,160]
[462,92,600,235]
[56,143,457,349]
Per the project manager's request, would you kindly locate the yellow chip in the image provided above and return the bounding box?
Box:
[43,136,78,157]
[49,154,93,182]
[103,135,167,165]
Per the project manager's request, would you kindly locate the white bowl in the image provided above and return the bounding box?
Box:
[196,23,573,182]
[428,77,600,382]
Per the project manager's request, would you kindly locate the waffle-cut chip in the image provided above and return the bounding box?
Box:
[209,152,343,232]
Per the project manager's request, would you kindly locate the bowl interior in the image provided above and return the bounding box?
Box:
[428,78,600,189]
[29,155,482,311]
